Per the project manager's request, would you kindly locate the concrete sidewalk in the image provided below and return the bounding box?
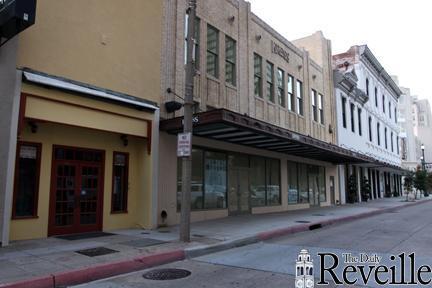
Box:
[0,197,429,287]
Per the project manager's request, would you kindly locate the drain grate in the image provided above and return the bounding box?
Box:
[295,220,311,223]
[76,247,118,257]
[143,268,191,280]
[309,224,323,230]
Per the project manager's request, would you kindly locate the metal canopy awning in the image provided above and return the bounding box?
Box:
[160,109,379,164]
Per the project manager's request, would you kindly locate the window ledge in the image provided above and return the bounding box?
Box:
[111,211,128,215]
[206,74,220,83]
[12,215,39,220]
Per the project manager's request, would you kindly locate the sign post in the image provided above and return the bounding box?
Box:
[179,0,197,242]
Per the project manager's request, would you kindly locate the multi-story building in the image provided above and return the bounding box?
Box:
[393,77,420,171]
[413,98,432,166]
[0,0,162,244]
[158,0,372,226]
[333,45,403,203]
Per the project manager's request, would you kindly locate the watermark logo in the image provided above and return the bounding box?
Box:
[295,249,314,288]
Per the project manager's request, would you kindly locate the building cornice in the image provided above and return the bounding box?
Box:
[359,45,402,100]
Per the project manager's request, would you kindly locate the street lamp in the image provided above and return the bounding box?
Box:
[421,144,426,171]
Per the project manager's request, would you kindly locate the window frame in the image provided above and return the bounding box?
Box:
[277,68,285,107]
[382,95,385,113]
[253,53,263,98]
[377,122,381,146]
[357,108,362,136]
[366,78,369,96]
[225,35,236,86]
[374,87,378,107]
[287,74,295,112]
[389,101,392,119]
[342,96,347,128]
[318,93,324,125]
[111,151,129,214]
[368,116,373,142]
[350,103,355,133]
[311,89,318,122]
[296,80,304,115]
[384,127,388,149]
[206,24,219,78]
[266,61,275,103]
[12,141,42,219]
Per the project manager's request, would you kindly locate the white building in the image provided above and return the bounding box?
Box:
[333,45,403,204]
[413,98,432,168]
[393,78,420,171]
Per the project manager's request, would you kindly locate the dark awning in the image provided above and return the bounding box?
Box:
[160,109,380,164]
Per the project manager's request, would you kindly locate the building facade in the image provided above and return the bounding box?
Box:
[0,0,162,244]
[413,98,432,166]
[158,0,371,226]
[393,78,420,171]
[333,46,403,204]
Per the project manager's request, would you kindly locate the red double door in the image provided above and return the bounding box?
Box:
[48,146,104,236]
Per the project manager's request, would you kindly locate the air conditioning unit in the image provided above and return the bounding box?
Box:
[0,0,36,46]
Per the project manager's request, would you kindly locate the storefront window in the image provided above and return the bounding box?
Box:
[250,156,266,207]
[13,142,41,218]
[204,151,227,209]
[250,156,280,207]
[287,161,298,204]
[289,161,325,205]
[177,148,204,210]
[319,166,326,202]
[298,163,309,203]
[112,152,129,213]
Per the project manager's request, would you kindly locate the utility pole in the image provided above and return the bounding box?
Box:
[180,0,197,242]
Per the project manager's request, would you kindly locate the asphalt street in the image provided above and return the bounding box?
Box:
[75,201,432,287]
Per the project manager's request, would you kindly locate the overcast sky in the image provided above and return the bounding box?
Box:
[248,0,431,101]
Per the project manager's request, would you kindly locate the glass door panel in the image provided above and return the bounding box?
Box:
[54,164,76,227]
[80,166,99,225]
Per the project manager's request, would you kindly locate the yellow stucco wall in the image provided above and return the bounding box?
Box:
[16,0,162,103]
[10,122,152,241]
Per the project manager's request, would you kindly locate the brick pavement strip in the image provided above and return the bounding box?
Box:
[0,198,430,288]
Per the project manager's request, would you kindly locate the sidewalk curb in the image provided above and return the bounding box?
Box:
[1,199,429,288]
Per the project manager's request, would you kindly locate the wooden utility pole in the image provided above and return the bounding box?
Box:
[180,0,197,242]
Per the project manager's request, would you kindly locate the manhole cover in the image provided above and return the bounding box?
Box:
[143,268,191,280]
[76,247,118,257]
[295,220,311,223]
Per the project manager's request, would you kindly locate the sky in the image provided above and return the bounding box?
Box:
[248,0,431,101]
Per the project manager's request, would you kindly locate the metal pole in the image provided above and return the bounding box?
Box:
[180,0,197,242]
[422,147,426,171]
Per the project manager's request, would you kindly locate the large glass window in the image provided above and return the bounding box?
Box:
[277,68,285,107]
[311,89,318,122]
[225,36,236,86]
[250,156,280,207]
[298,163,309,203]
[287,75,295,112]
[112,152,129,213]
[266,61,274,103]
[184,14,200,69]
[287,161,325,205]
[287,161,298,204]
[266,158,280,205]
[296,80,303,115]
[13,142,41,218]
[177,149,205,210]
[250,156,266,207]
[254,53,262,98]
[207,25,219,78]
[204,151,227,209]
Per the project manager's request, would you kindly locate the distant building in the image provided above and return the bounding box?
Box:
[413,98,432,167]
[333,45,403,203]
[392,77,419,171]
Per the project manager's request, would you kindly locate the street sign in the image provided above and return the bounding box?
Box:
[177,132,192,157]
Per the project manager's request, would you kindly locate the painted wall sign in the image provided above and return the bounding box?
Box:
[271,41,290,63]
